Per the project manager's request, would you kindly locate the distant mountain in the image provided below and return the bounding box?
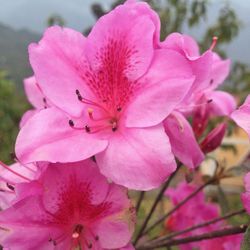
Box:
[0,23,40,88]
[0,0,111,33]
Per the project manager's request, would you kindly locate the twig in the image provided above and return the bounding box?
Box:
[137,224,247,249]
[133,163,182,245]
[136,191,145,213]
[142,177,216,236]
[145,208,246,245]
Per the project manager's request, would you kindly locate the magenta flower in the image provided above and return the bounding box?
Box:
[165,181,242,250]
[15,1,195,190]
[231,95,250,138]
[242,172,250,214]
[160,33,235,168]
[0,159,135,249]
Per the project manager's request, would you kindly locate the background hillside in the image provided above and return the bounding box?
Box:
[0,24,40,87]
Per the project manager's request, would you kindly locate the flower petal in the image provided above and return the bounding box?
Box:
[96,125,176,190]
[15,107,108,163]
[206,90,236,116]
[164,112,204,169]
[0,196,55,250]
[86,2,156,80]
[161,32,200,58]
[126,77,194,127]
[231,95,250,138]
[141,49,194,83]
[29,26,91,117]
[210,53,230,89]
[96,219,132,249]
[23,76,45,109]
[41,160,111,214]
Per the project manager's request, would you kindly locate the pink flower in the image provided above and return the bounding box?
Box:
[16,1,195,190]
[161,33,235,168]
[231,95,250,138]
[200,123,227,154]
[0,159,135,250]
[165,181,242,250]
[241,172,250,214]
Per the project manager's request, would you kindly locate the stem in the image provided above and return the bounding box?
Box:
[134,163,182,245]
[142,177,216,236]
[137,224,247,249]
[136,191,145,213]
[146,208,246,245]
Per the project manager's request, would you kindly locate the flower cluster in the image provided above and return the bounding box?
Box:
[1,0,250,249]
[165,182,242,250]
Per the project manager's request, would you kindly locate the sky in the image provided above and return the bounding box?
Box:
[0,0,112,33]
[0,0,249,63]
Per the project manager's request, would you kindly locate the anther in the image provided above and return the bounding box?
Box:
[85,125,91,133]
[95,235,99,241]
[210,79,214,85]
[88,243,93,249]
[88,108,94,119]
[117,107,122,112]
[112,121,118,132]
[76,89,83,101]
[207,99,213,103]
[6,183,15,191]
[69,120,75,127]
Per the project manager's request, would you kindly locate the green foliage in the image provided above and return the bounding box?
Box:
[0,71,29,163]
[47,14,65,27]
[241,225,250,250]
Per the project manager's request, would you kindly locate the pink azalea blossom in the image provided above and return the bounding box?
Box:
[241,172,250,214]
[161,33,235,168]
[15,1,195,190]
[0,159,135,250]
[231,95,250,138]
[165,181,242,250]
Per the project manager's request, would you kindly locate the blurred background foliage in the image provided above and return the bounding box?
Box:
[0,0,250,163]
[0,71,29,163]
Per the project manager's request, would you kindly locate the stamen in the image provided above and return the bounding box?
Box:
[0,161,31,182]
[75,89,110,114]
[85,124,113,134]
[87,108,94,120]
[68,120,85,131]
[76,89,83,101]
[69,120,75,127]
[72,224,83,239]
[0,188,14,194]
[117,107,122,112]
[112,121,118,132]
[178,99,213,113]
[209,36,218,51]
